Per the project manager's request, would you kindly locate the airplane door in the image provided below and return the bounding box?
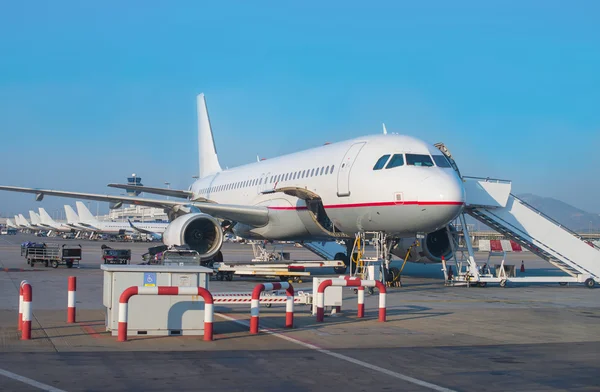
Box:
[337,142,366,197]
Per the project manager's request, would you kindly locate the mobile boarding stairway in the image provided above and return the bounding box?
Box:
[449,176,600,288]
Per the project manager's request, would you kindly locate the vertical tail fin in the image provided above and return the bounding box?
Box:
[18,214,29,227]
[29,211,41,225]
[64,205,79,224]
[75,201,97,223]
[197,93,222,178]
[39,208,57,225]
[6,218,15,228]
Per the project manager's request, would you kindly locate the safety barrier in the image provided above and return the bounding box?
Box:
[17,280,28,331]
[316,277,386,322]
[67,276,76,323]
[118,286,214,342]
[250,282,294,334]
[21,281,32,340]
[213,291,305,304]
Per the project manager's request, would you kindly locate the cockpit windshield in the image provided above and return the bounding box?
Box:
[406,154,434,167]
[373,154,390,170]
[385,154,404,169]
[432,155,452,168]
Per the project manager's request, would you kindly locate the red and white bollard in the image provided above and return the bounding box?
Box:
[250,282,294,334]
[67,276,76,323]
[18,280,28,331]
[357,286,365,318]
[21,282,32,340]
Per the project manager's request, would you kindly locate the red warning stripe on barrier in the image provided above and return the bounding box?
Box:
[490,240,503,251]
[510,240,522,251]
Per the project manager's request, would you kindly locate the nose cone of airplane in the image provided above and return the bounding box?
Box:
[418,171,465,230]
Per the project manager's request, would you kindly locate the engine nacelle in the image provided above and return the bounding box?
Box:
[162,213,224,261]
[391,226,457,263]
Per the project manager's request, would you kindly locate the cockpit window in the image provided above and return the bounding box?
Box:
[406,154,434,167]
[432,155,452,168]
[373,154,390,170]
[385,154,404,169]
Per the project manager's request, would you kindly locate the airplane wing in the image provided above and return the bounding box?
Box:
[77,222,101,230]
[0,186,269,227]
[107,184,193,199]
[127,219,162,237]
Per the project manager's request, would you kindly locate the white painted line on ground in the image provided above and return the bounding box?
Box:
[216,313,456,392]
[0,368,68,392]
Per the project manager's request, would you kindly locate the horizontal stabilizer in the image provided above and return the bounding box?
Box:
[107,184,193,199]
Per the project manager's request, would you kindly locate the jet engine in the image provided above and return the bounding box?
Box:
[391,226,458,263]
[162,213,224,261]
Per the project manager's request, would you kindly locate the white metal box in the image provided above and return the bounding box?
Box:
[101,265,212,336]
[312,277,343,315]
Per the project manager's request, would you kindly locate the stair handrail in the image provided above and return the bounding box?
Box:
[510,194,600,251]
[468,208,597,278]
[462,175,512,184]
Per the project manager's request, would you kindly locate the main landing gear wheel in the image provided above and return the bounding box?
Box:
[584,278,596,289]
[225,272,233,281]
[499,280,507,287]
[559,282,568,286]
[478,282,487,288]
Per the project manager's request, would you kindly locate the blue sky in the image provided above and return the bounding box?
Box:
[0,1,599,219]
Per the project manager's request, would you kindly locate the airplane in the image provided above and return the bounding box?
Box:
[75,201,168,238]
[38,208,77,234]
[0,93,466,270]
[64,204,90,232]
[17,214,32,231]
[6,218,17,229]
[29,210,48,231]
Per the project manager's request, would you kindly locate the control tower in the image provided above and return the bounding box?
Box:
[126,173,143,197]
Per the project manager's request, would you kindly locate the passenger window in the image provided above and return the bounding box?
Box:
[320,167,325,175]
[310,169,314,177]
[325,166,329,175]
[406,154,434,167]
[385,154,405,169]
[330,165,334,173]
[432,155,452,168]
[373,154,391,170]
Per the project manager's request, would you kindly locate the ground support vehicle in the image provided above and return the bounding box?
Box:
[24,243,82,268]
[102,247,132,265]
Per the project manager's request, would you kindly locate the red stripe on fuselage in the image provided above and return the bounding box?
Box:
[267,201,464,211]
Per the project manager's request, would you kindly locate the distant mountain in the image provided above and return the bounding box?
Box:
[516,193,600,233]
[464,193,600,233]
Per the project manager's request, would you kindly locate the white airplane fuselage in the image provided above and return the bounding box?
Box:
[190,134,465,241]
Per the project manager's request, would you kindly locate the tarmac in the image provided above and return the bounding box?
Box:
[1,233,599,391]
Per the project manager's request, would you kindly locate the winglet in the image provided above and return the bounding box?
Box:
[197,93,223,178]
[382,123,387,135]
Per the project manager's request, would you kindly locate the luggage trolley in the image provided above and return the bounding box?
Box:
[24,243,82,268]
